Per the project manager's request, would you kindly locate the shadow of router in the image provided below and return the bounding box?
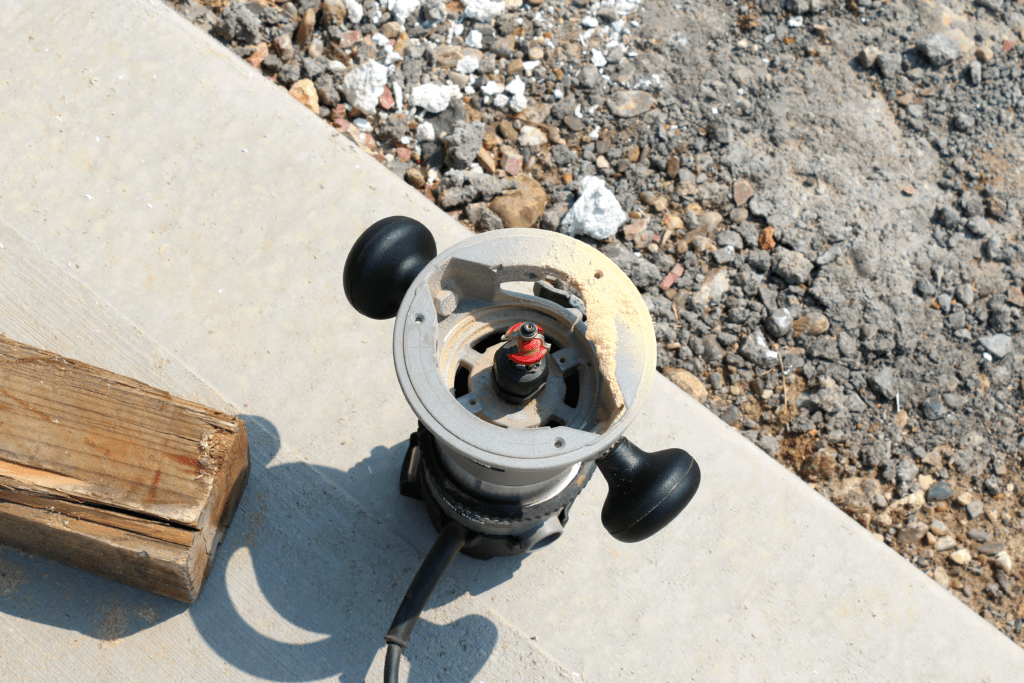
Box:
[0,414,516,683]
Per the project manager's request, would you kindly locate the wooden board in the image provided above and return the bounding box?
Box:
[0,335,249,602]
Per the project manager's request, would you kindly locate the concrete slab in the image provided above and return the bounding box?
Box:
[2,0,1023,681]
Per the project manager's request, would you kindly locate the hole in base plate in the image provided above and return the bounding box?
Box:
[453,366,470,399]
[562,368,580,409]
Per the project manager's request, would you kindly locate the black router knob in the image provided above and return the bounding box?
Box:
[343,216,437,320]
[597,438,701,543]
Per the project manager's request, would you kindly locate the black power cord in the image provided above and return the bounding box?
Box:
[383,521,470,683]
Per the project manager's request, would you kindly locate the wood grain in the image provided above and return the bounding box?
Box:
[0,335,249,602]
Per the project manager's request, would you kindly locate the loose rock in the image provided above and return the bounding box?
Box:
[289,79,319,113]
[979,334,1013,360]
[606,91,656,118]
[560,177,627,240]
[489,175,548,228]
[917,34,960,66]
[926,481,955,502]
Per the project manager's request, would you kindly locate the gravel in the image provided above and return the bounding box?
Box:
[170,0,1024,648]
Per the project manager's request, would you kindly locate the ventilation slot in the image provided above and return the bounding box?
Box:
[562,369,580,409]
[453,366,471,398]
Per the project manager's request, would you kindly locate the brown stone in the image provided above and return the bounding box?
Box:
[662,213,684,231]
[793,312,830,336]
[733,179,755,206]
[392,32,410,56]
[246,42,269,69]
[380,21,402,38]
[295,8,317,48]
[666,156,680,178]
[626,144,640,163]
[489,176,548,228]
[273,33,295,62]
[321,0,347,25]
[477,148,497,174]
[801,450,837,482]
[497,119,518,144]
[507,58,525,75]
[404,166,426,189]
[433,45,464,68]
[833,477,876,516]
[482,129,501,150]
[666,368,708,402]
[289,79,319,114]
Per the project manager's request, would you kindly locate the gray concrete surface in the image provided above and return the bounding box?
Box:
[1,0,1022,680]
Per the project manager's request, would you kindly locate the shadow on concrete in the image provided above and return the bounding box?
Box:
[188,414,516,683]
[0,545,189,641]
[0,413,522,681]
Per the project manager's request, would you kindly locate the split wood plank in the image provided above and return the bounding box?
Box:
[0,335,249,602]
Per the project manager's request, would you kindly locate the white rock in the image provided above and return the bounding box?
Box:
[893,490,925,511]
[387,0,423,23]
[480,80,503,96]
[993,550,1013,572]
[466,29,484,48]
[690,269,731,310]
[353,117,373,132]
[582,16,599,28]
[504,76,527,112]
[327,60,346,73]
[591,48,607,67]
[949,548,972,566]
[560,176,627,240]
[456,55,480,74]
[393,80,404,110]
[523,60,541,71]
[518,125,547,147]
[414,121,436,142]
[342,0,364,23]
[409,82,456,113]
[341,60,389,114]
[464,0,505,21]
[787,15,804,28]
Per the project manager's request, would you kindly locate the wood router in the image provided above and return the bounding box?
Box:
[0,335,249,602]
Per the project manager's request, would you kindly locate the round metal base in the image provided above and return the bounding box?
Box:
[405,426,596,559]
